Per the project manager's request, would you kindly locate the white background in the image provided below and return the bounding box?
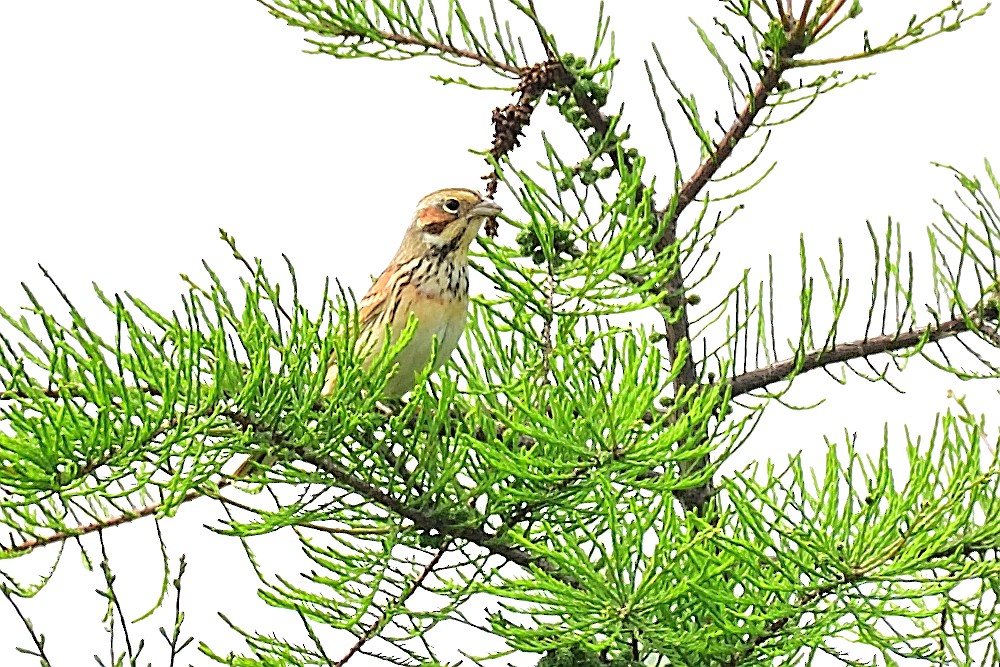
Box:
[2,1,999,665]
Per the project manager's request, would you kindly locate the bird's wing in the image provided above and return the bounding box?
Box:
[322,261,406,396]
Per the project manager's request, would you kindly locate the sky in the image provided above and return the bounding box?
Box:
[2,1,999,665]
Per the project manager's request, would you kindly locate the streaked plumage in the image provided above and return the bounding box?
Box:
[232,187,500,478]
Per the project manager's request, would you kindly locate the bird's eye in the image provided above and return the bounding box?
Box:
[442,198,461,214]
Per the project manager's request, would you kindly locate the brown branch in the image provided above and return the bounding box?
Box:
[813,0,849,37]
[378,31,521,74]
[526,18,812,516]
[660,0,852,237]
[504,48,727,513]
[527,38,718,513]
[223,409,579,587]
[0,386,63,401]
[658,58,786,247]
[650,56,785,510]
[2,586,54,665]
[645,18,820,512]
[729,309,998,398]
[335,542,451,667]
[5,487,208,554]
[2,473,399,556]
[797,0,813,26]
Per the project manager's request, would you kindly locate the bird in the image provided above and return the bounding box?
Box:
[231,188,501,478]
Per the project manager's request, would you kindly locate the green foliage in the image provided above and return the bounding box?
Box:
[3,2,1000,667]
[258,0,538,75]
[537,646,641,667]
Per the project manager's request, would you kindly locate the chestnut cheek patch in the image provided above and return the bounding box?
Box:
[418,208,457,236]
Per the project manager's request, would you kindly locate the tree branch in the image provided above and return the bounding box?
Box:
[335,542,451,667]
[644,14,832,513]
[298,448,575,586]
[222,410,580,587]
[3,487,210,555]
[721,522,1000,667]
[729,308,999,398]
[254,0,521,75]
[656,60,784,244]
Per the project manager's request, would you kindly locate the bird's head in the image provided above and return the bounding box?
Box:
[397,188,501,260]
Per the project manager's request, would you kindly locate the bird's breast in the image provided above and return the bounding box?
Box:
[377,257,470,397]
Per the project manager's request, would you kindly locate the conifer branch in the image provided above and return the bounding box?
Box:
[729,305,1000,397]
[254,0,523,74]
[4,488,206,555]
[3,3,997,663]
[334,542,451,667]
[659,56,792,514]
[221,410,578,587]
[299,448,574,585]
[654,3,875,513]
[720,526,1000,666]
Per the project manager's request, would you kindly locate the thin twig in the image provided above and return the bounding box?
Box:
[98,529,136,664]
[813,0,849,37]
[254,0,521,74]
[2,586,53,667]
[658,58,786,245]
[298,607,336,667]
[646,24,815,512]
[524,0,554,60]
[165,556,192,667]
[719,504,1000,667]
[6,487,208,555]
[335,543,451,667]
[221,229,294,323]
[379,31,521,74]
[798,0,813,26]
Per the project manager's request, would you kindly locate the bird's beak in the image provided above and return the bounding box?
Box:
[469,199,502,218]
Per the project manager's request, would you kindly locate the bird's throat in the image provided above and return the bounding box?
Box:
[411,254,469,302]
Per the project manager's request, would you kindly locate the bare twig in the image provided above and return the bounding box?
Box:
[2,586,53,666]
[98,529,136,664]
[165,556,192,667]
[813,0,849,37]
